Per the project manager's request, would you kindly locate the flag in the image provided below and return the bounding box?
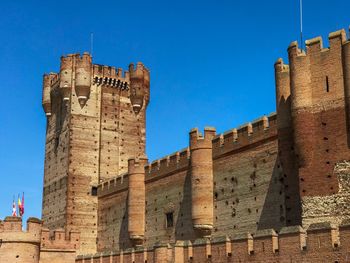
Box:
[21,193,24,216]
[12,199,17,217]
[18,195,23,217]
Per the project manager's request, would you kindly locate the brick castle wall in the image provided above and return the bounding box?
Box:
[76,220,350,263]
[96,114,286,251]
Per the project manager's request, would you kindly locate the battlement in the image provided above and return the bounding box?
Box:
[41,228,80,251]
[288,28,349,57]
[129,62,150,79]
[98,173,129,197]
[92,64,130,89]
[97,147,190,197]
[43,53,133,93]
[212,113,277,158]
[128,157,148,174]
[274,58,289,73]
[76,221,350,262]
[145,147,190,181]
[190,127,216,150]
[0,217,42,243]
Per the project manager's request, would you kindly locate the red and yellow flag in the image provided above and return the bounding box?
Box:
[18,193,24,217]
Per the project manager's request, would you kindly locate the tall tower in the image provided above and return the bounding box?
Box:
[276,28,350,227]
[41,53,150,253]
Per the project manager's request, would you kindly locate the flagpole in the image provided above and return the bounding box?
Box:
[90,32,94,57]
[17,194,20,217]
[300,0,303,50]
[13,195,15,216]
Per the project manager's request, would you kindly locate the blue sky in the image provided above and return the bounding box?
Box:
[0,0,349,222]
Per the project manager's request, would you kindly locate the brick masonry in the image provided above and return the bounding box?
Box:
[0,216,80,263]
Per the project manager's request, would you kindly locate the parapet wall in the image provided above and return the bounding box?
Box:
[77,221,350,263]
[0,217,42,263]
[0,217,80,263]
[40,228,80,263]
[40,228,80,251]
[98,112,277,197]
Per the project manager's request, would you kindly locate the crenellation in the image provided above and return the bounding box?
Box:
[98,175,129,197]
[40,228,80,251]
[305,36,324,53]
[213,113,277,157]
[3,216,23,231]
[274,58,289,73]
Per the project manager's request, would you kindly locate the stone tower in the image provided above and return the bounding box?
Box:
[41,53,150,253]
[276,29,350,227]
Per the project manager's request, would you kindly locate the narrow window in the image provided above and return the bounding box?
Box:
[166,212,174,228]
[91,186,98,196]
[326,76,330,92]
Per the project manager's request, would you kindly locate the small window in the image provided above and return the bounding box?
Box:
[166,212,174,228]
[91,187,98,196]
[325,76,330,92]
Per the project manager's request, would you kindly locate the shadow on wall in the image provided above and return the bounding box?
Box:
[175,170,196,241]
[258,111,302,231]
[118,193,132,250]
[257,159,286,231]
[53,92,67,152]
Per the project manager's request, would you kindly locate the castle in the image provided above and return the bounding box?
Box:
[1,27,350,262]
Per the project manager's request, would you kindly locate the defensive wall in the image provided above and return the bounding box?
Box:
[77,220,350,263]
[96,113,284,251]
[0,216,80,263]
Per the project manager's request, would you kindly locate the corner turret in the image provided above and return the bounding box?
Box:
[75,52,92,107]
[59,54,74,101]
[42,73,57,116]
[129,62,150,114]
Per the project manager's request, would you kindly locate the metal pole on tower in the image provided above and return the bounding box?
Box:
[90,32,94,57]
[300,0,303,50]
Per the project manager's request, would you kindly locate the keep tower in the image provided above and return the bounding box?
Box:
[41,52,150,253]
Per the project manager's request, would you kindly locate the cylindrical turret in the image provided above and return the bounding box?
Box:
[42,73,54,116]
[189,127,215,236]
[288,41,313,171]
[343,39,350,147]
[59,54,74,101]
[275,58,291,129]
[128,157,148,246]
[129,62,150,114]
[75,52,92,107]
[274,57,302,225]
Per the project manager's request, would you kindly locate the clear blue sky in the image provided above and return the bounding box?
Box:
[0,0,349,222]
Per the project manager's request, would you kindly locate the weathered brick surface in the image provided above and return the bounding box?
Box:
[41,54,149,254]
